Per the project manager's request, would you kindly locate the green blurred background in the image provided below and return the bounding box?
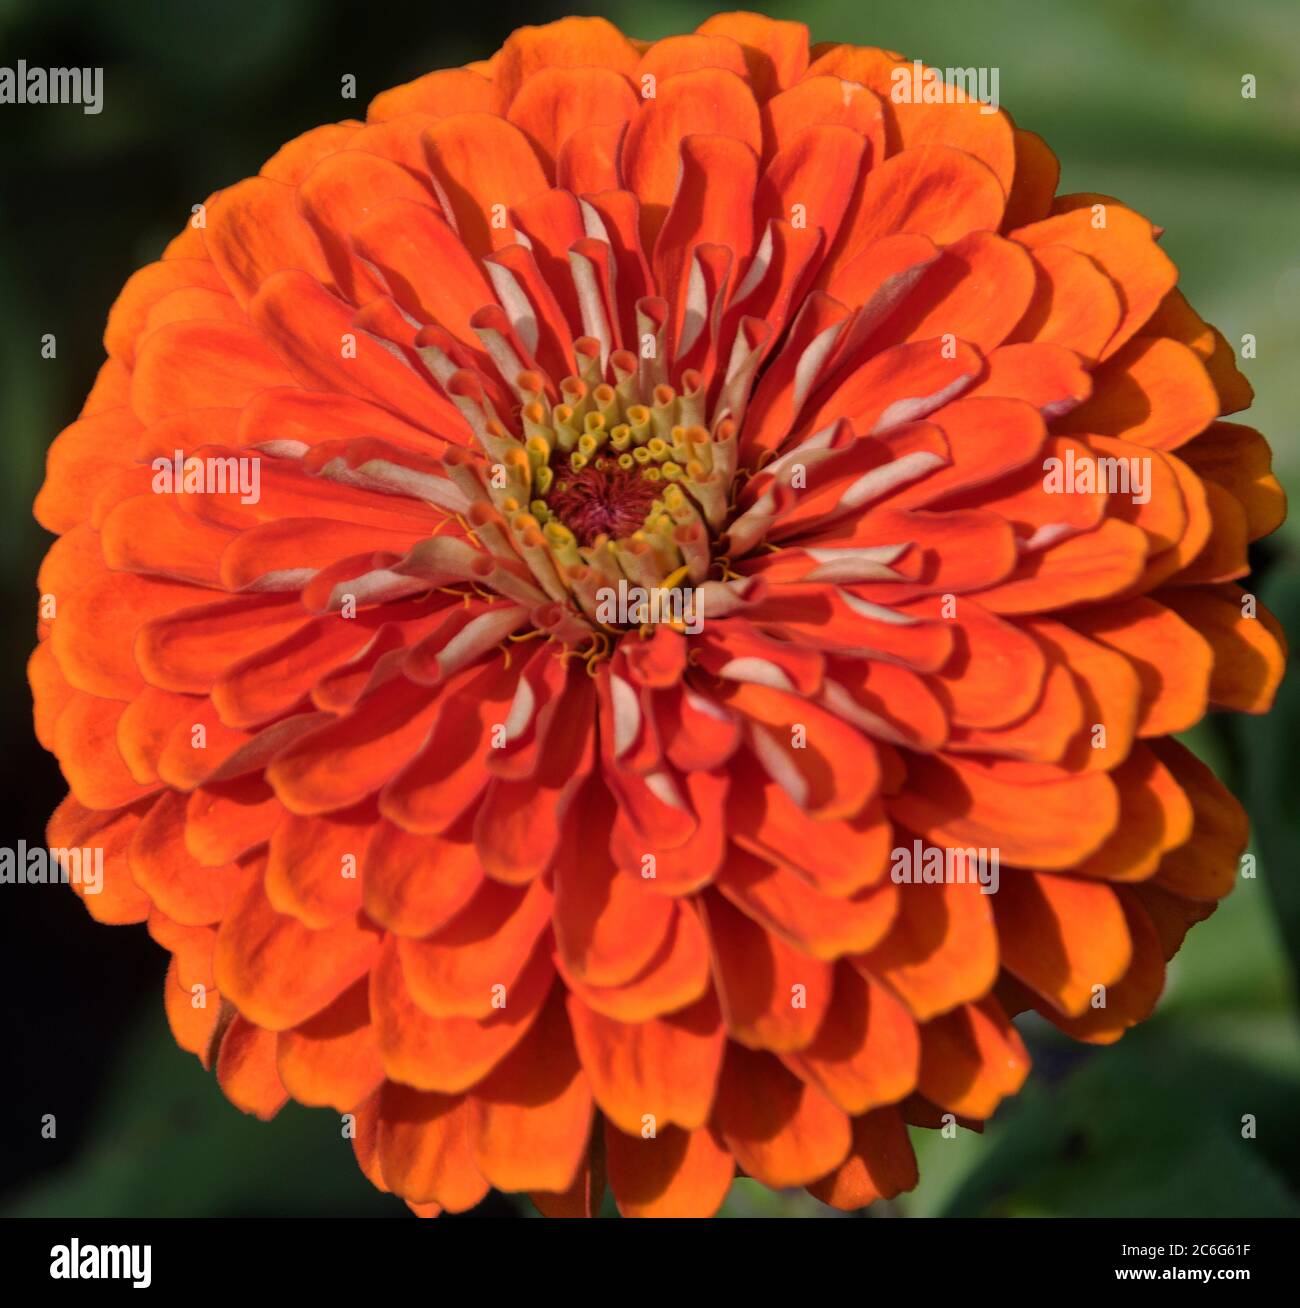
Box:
[0,0,1296,1217]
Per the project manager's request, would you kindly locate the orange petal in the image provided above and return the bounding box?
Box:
[377,660,522,833]
[130,319,291,425]
[763,75,883,164]
[216,1014,288,1120]
[1009,242,1122,363]
[350,1090,388,1192]
[994,872,1131,1016]
[890,395,1045,509]
[806,47,1013,192]
[163,955,222,1065]
[267,675,442,817]
[831,145,1004,268]
[104,257,229,365]
[719,682,879,820]
[214,870,380,1030]
[867,230,1036,354]
[276,977,383,1111]
[1057,335,1218,450]
[1072,597,1213,736]
[1039,889,1166,1044]
[129,790,245,927]
[349,198,495,345]
[1085,436,1188,557]
[1079,751,1190,887]
[695,11,808,99]
[948,660,1083,765]
[47,796,152,925]
[508,66,638,171]
[1175,478,1250,584]
[638,34,748,86]
[1013,202,1175,359]
[927,597,1047,730]
[567,991,725,1133]
[362,817,483,938]
[712,1044,850,1188]
[1149,740,1247,902]
[397,875,552,1018]
[259,121,360,183]
[623,68,762,248]
[891,755,1119,868]
[916,997,1030,1117]
[151,910,217,993]
[34,410,140,533]
[1025,619,1140,772]
[368,66,495,122]
[51,572,200,702]
[1146,288,1253,414]
[605,1121,735,1218]
[249,269,463,434]
[653,133,758,339]
[54,694,160,811]
[783,965,919,1114]
[854,877,997,1021]
[728,757,892,896]
[99,494,231,588]
[265,806,368,929]
[554,782,676,986]
[718,847,897,960]
[531,1134,606,1217]
[964,339,1091,416]
[203,176,334,308]
[29,641,73,754]
[184,779,282,866]
[1160,583,1286,715]
[1003,129,1059,230]
[371,934,552,1093]
[376,1082,490,1211]
[493,16,640,108]
[559,900,713,1023]
[1131,882,1215,961]
[135,594,308,696]
[975,519,1149,615]
[555,120,626,195]
[806,1106,918,1210]
[421,114,550,257]
[1179,423,1284,542]
[467,987,595,1193]
[703,888,832,1052]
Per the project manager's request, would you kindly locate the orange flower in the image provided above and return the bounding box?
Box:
[31,13,1286,1217]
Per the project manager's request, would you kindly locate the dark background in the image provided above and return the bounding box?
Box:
[1,0,1297,1217]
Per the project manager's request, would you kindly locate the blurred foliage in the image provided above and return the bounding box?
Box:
[8,1011,398,1219]
[1,0,1297,1218]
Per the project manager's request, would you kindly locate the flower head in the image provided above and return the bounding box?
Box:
[32,12,1286,1216]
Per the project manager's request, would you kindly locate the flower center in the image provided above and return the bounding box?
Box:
[435,331,760,646]
[544,455,662,547]
[455,348,745,632]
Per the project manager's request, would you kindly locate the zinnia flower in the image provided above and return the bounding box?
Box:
[31,12,1287,1218]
